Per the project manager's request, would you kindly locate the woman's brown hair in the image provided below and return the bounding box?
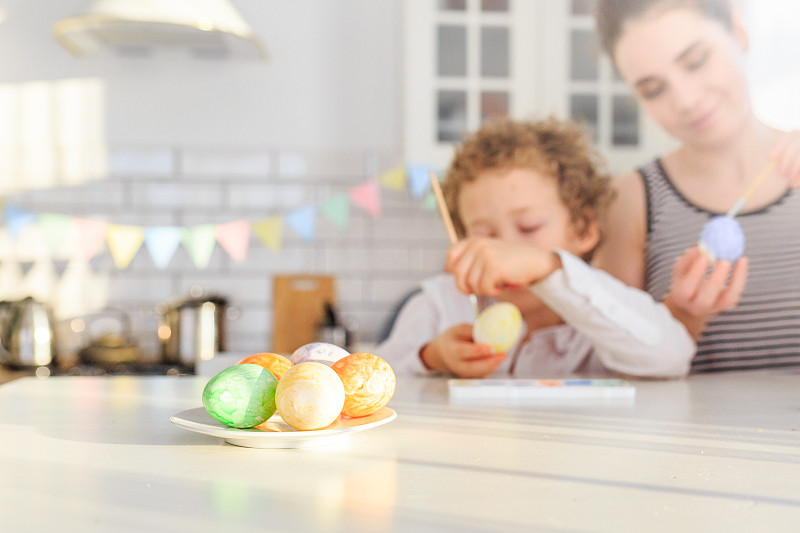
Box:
[595,0,733,57]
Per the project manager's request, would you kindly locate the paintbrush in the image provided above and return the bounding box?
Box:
[428,170,481,318]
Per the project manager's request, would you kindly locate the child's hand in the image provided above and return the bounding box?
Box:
[420,324,506,378]
[445,237,560,296]
[662,245,748,339]
[771,131,800,187]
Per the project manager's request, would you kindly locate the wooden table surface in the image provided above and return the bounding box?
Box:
[1,370,799,532]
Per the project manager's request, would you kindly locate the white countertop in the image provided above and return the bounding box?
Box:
[1,371,799,532]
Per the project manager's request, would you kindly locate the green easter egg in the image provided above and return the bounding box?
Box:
[202,363,278,428]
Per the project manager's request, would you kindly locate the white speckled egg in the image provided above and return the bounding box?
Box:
[275,362,345,430]
[289,342,349,366]
[473,302,523,353]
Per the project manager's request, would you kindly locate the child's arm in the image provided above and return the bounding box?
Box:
[531,250,695,378]
[445,237,561,296]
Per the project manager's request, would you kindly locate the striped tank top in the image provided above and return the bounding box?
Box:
[641,159,800,372]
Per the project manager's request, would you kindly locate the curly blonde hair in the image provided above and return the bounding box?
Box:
[441,117,615,258]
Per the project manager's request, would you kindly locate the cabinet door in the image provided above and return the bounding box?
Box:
[404,0,675,174]
[404,0,540,170]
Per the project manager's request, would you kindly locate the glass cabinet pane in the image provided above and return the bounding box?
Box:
[570,29,599,81]
[481,91,509,122]
[571,0,594,15]
[481,26,509,78]
[481,0,509,12]
[438,90,468,142]
[439,0,466,11]
[438,25,468,77]
[612,94,639,146]
[570,94,598,142]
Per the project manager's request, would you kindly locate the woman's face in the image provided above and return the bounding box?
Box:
[613,7,751,148]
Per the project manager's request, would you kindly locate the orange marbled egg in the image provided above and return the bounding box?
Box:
[331,353,396,418]
[237,352,293,380]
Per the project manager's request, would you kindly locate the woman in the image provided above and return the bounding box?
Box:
[593,0,800,371]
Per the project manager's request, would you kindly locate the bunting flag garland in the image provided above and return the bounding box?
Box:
[106,224,145,269]
[320,194,349,231]
[182,224,217,269]
[74,218,108,261]
[284,205,316,242]
[407,164,434,198]
[215,220,250,263]
[38,213,73,255]
[252,216,282,252]
[349,179,381,218]
[422,192,438,211]
[379,165,407,191]
[144,226,182,269]
[3,205,37,238]
[0,162,443,272]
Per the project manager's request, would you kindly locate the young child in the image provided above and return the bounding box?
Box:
[377,118,695,379]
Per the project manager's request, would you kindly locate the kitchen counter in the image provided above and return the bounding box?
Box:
[1,371,799,532]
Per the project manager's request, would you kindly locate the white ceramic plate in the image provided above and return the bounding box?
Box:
[170,407,397,448]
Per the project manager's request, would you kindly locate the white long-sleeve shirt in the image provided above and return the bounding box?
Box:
[376,250,695,379]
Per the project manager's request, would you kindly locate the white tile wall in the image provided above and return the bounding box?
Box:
[1,145,449,360]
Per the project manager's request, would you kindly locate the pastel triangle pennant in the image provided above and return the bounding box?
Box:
[2,206,37,238]
[74,218,108,261]
[215,220,250,263]
[422,192,438,210]
[284,205,316,242]
[379,165,407,191]
[144,226,182,269]
[252,217,283,252]
[407,164,433,198]
[38,213,73,254]
[349,179,381,218]
[182,224,217,269]
[106,224,145,269]
[320,194,349,231]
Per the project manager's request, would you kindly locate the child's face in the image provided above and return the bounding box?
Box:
[613,7,750,147]
[457,167,597,258]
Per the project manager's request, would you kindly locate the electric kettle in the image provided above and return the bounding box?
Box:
[0,297,57,368]
[158,294,228,368]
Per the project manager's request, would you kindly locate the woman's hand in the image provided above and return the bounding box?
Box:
[772,131,800,187]
[419,324,506,378]
[445,237,560,296]
[662,246,748,338]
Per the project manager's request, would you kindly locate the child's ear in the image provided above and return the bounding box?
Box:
[576,217,601,257]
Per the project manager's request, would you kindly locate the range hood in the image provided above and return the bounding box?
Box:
[53,0,267,60]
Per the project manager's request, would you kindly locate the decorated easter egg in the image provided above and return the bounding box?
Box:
[473,302,523,354]
[699,215,745,262]
[237,352,292,380]
[275,362,345,430]
[331,353,396,418]
[202,363,278,428]
[290,342,349,366]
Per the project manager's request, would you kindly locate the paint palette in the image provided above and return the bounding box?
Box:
[448,378,635,403]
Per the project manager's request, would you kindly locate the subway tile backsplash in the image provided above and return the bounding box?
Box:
[2,145,448,359]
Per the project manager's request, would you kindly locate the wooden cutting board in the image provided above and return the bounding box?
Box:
[271,274,336,355]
